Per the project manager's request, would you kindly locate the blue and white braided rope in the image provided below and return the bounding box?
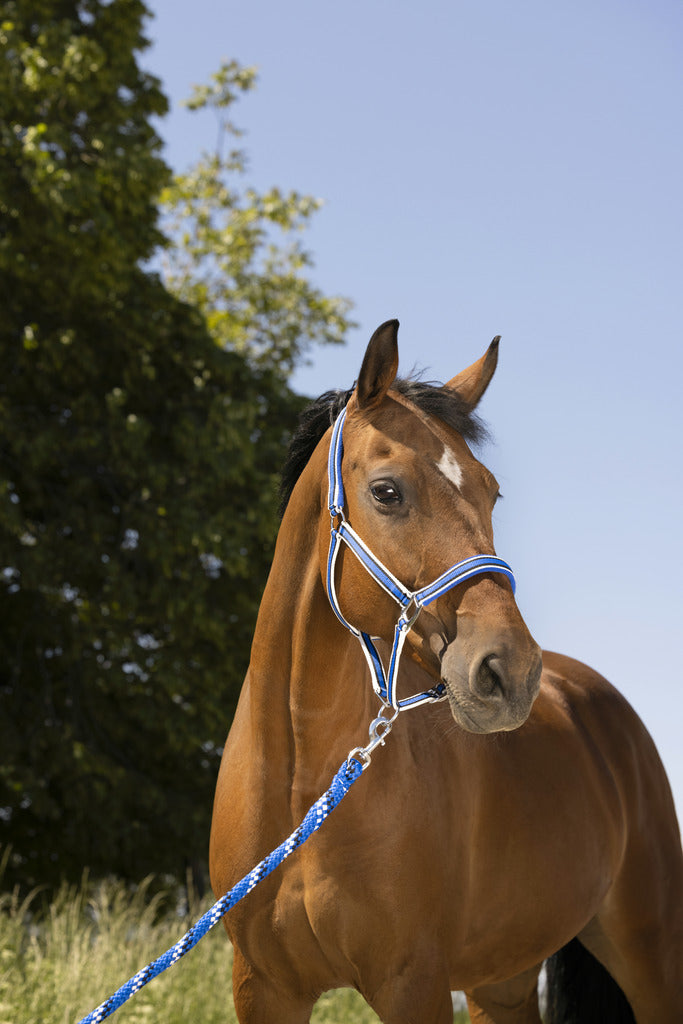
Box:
[76,756,364,1024]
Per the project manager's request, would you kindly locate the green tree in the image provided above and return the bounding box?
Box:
[159,59,351,378]
[0,2,349,891]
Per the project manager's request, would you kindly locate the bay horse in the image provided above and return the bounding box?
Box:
[210,320,682,1023]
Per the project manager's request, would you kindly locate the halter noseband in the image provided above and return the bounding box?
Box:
[326,404,516,713]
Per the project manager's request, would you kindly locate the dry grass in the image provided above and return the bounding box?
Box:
[0,874,469,1023]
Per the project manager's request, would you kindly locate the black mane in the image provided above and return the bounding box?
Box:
[278,378,488,517]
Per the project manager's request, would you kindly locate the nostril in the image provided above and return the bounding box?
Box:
[474,655,505,700]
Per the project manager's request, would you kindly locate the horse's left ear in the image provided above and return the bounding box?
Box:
[356,319,400,409]
[445,336,500,410]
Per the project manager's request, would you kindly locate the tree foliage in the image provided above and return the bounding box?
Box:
[159,59,352,377]
[0,2,350,890]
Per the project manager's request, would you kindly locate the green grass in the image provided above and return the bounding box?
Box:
[0,876,469,1023]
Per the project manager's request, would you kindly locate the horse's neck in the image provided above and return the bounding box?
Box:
[243,467,374,794]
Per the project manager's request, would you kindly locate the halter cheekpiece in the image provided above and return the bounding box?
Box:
[326,404,516,714]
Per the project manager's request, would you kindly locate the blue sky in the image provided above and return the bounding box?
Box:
[144,0,683,821]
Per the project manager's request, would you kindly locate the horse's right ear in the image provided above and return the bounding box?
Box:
[355,319,400,410]
[444,336,500,411]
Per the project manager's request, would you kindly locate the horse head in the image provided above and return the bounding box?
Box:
[320,319,542,733]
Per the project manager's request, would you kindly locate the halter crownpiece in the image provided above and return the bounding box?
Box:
[326,404,517,712]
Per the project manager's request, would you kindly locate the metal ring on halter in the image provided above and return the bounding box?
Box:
[399,596,423,631]
[370,704,401,732]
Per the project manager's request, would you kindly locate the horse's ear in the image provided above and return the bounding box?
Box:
[444,336,500,410]
[355,319,400,409]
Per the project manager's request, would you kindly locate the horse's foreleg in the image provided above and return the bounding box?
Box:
[231,947,316,1024]
[465,964,543,1024]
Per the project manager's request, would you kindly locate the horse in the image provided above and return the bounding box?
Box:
[209,320,682,1023]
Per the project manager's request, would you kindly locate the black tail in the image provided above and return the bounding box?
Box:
[545,938,636,1024]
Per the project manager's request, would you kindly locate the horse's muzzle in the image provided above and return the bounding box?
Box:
[440,637,542,733]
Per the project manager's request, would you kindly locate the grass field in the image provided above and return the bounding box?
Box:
[0,877,470,1023]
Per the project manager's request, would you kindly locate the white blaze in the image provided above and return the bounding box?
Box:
[436,448,463,491]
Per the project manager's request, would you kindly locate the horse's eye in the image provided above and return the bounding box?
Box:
[371,480,402,506]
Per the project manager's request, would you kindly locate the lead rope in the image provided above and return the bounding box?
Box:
[75,741,385,1024]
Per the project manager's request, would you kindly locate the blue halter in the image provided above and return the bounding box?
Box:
[326,404,516,711]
